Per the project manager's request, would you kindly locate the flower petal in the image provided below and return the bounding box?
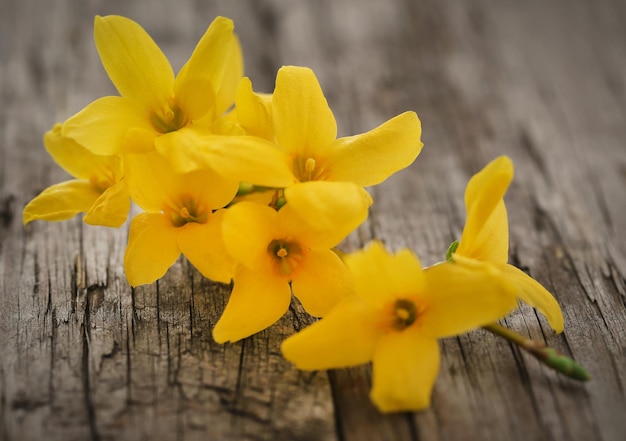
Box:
[44,124,117,181]
[212,265,292,343]
[222,202,277,271]
[344,241,424,306]
[281,181,372,249]
[272,66,337,155]
[235,77,273,139]
[290,249,354,317]
[124,152,177,211]
[174,78,216,123]
[154,127,294,187]
[178,210,235,284]
[214,34,243,116]
[94,15,174,108]
[23,180,100,224]
[83,180,130,227]
[323,111,423,186]
[124,213,180,287]
[419,260,517,338]
[63,96,153,156]
[456,156,513,264]
[174,16,235,119]
[370,328,440,413]
[281,298,381,369]
[501,263,564,332]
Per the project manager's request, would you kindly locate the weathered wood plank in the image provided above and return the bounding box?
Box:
[1,0,625,440]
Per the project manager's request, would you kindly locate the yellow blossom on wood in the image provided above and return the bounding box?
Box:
[62,15,243,156]
[452,156,564,332]
[213,182,372,343]
[281,241,517,413]
[23,123,130,227]
[123,153,238,286]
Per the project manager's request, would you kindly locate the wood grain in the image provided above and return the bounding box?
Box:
[1,0,625,440]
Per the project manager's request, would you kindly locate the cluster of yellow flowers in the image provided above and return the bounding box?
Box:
[23,16,564,413]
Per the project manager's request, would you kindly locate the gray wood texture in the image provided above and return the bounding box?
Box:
[1,0,625,440]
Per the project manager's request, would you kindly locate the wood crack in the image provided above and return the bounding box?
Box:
[82,286,100,441]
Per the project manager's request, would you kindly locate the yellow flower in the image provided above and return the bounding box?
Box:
[272,66,423,186]
[213,182,372,343]
[252,65,424,186]
[123,153,238,287]
[62,15,242,156]
[281,241,517,413]
[23,124,129,227]
[451,156,564,332]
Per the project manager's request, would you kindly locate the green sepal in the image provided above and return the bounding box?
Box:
[543,348,591,381]
[446,240,459,261]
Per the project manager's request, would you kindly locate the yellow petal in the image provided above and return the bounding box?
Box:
[124,213,180,287]
[44,123,118,181]
[456,156,513,264]
[235,77,273,139]
[178,210,235,284]
[212,265,292,343]
[206,115,247,135]
[214,34,244,116]
[154,127,294,187]
[222,202,277,271]
[23,180,100,224]
[94,15,174,108]
[501,263,564,332]
[272,66,337,155]
[281,299,381,369]
[323,111,423,186]
[63,96,153,156]
[281,181,372,249]
[122,126,157,154]
[83,180,130,227]
[173,77,216,122]
[180,166,239,210]
[344,241,424,306]
[290,249,354,317]
[370,328,440,413]
[174,16,234,119]
[419,260,517,338]
[124,152,177,211]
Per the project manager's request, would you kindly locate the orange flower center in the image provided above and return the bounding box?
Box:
[389,298,418,331]
[167,195,208,227]
[268,239,303,276]
[150,102,188,134]
[292,156,328,182]
[89,164,119,193]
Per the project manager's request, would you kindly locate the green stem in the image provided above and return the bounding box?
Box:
[236,182,274,197]
[483,323,590,381]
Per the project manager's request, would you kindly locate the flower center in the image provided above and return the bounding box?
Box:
[150,102,188,134]
[268,239,303,276]
[391,299,417,331]
[292,156,328,182]
[168,195,208,227]
[89,165,117,193]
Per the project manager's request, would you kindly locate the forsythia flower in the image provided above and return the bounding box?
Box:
[281,241,517,413]
[62,15,243,156]
[450,156,564,332]
[213,182,372,343]
[123,153,238,286]
[23,124,129,227]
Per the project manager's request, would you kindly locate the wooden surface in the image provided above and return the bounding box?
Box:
[1,0,625,440]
